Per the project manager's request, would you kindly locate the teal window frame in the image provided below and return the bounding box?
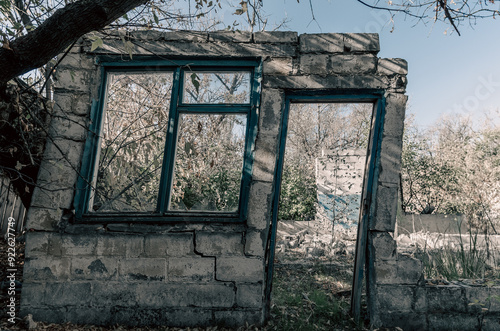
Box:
[74,57,262,223]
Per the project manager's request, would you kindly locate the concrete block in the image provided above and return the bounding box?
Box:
[20,306,66,324]
[125,235,144,257]
[378,58,408,76]
[373,259,397,284]
[41,137,85,168]
[48,113,88,141]
[24,232,51,257]
[36,161,79,193]
[254,31,298,43]
[144,232,194,257]
[195,232,243,256]
[375,285,413,312]
[371,184,398,232]
[488,286,500,312]
[58,53,96,70]
[428,313,479,330]
[427,285,467,313]
[54,68,92,92]
[376,311,427,331]
[168,256,215,281]
[23,257,70,281]
[262,74,390,90]
[383,93,407,139]
[119,258,166,281]
[217,256,263,282]
[135,283,235,308]
[53,92,91,116]
[24,207,60,231]
[47,234,63,256]
[328,54,377,74]
[370,231,396,260]
[111,308,213,327]
[299,33,343,53]
[247,181,273,230]
[414,285,427,312]
[237,283,262,308]
[378,137,403,185]
[44,282,92,306]
[245,230,265,256]
[96,236,126,256]
[396,254,423,285]
[390,74,407,92]
[252,133,278,182]
[214,309,262,328]
[92,39,297,58]
[299,54,328,75]
[259,88,284,136]
[163,31,208,42]
[70,257,118,280]
[466,286,490,314]
[343,33,380,53]
[263,57,293,75]
[20,282,46,307]
[61,234,97,256]
[482,316,500,331]
[129,30,163,41]
[30,186,75,210]
[91,282,138,307]
[66,307,111,326]
[210,31,252,43]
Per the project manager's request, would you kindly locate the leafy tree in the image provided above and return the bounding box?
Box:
[279,103,372,223]
[401,111,500,232]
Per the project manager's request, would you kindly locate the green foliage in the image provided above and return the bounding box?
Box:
[279,162,317,221]
[270,263,365,330]
[401,113,500,231]
[420,229,489,280]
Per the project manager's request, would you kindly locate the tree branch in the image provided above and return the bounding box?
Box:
[0,0,149,85]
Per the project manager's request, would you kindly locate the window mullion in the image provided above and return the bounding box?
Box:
[157,67,182,213]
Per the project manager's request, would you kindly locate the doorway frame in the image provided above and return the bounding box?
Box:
[264,90,386,321]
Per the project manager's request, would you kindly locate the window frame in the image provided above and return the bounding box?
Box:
[74,57,262,223]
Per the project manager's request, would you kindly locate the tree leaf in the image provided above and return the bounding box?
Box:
[90,36,103,51]
[190,73,200,94]
[234,1,247,15]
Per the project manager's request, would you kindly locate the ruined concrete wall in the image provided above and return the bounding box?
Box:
[18,30,428,328]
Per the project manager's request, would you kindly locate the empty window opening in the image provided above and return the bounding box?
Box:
[76,61,259,220]
[92,72,174,213]
[271,102,373,327]
[170,113,247,212]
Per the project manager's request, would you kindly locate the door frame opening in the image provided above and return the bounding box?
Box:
[264,91,386,322]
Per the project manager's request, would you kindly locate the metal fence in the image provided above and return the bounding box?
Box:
[0,177,27,235]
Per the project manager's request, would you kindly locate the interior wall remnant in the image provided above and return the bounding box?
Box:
[22,30,491,330]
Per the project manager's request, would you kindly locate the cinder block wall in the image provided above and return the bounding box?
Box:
[19,30,430,328]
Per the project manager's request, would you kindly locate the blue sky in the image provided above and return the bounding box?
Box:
[219,0,500,128]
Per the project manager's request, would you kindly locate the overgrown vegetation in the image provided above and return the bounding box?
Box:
[269,262,366,330]
[401,112,500,280]
[278,162,318,221]
[415,227,498,280]
[401,112,499,224]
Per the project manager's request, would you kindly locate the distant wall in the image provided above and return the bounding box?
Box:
[397,213,467,235]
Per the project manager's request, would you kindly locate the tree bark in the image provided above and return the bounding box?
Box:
[0,0,149,85]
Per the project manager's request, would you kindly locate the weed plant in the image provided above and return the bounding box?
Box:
[420,227,493,280]
[269,262,367,330]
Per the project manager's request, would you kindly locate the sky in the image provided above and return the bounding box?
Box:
[218,0,500,128]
